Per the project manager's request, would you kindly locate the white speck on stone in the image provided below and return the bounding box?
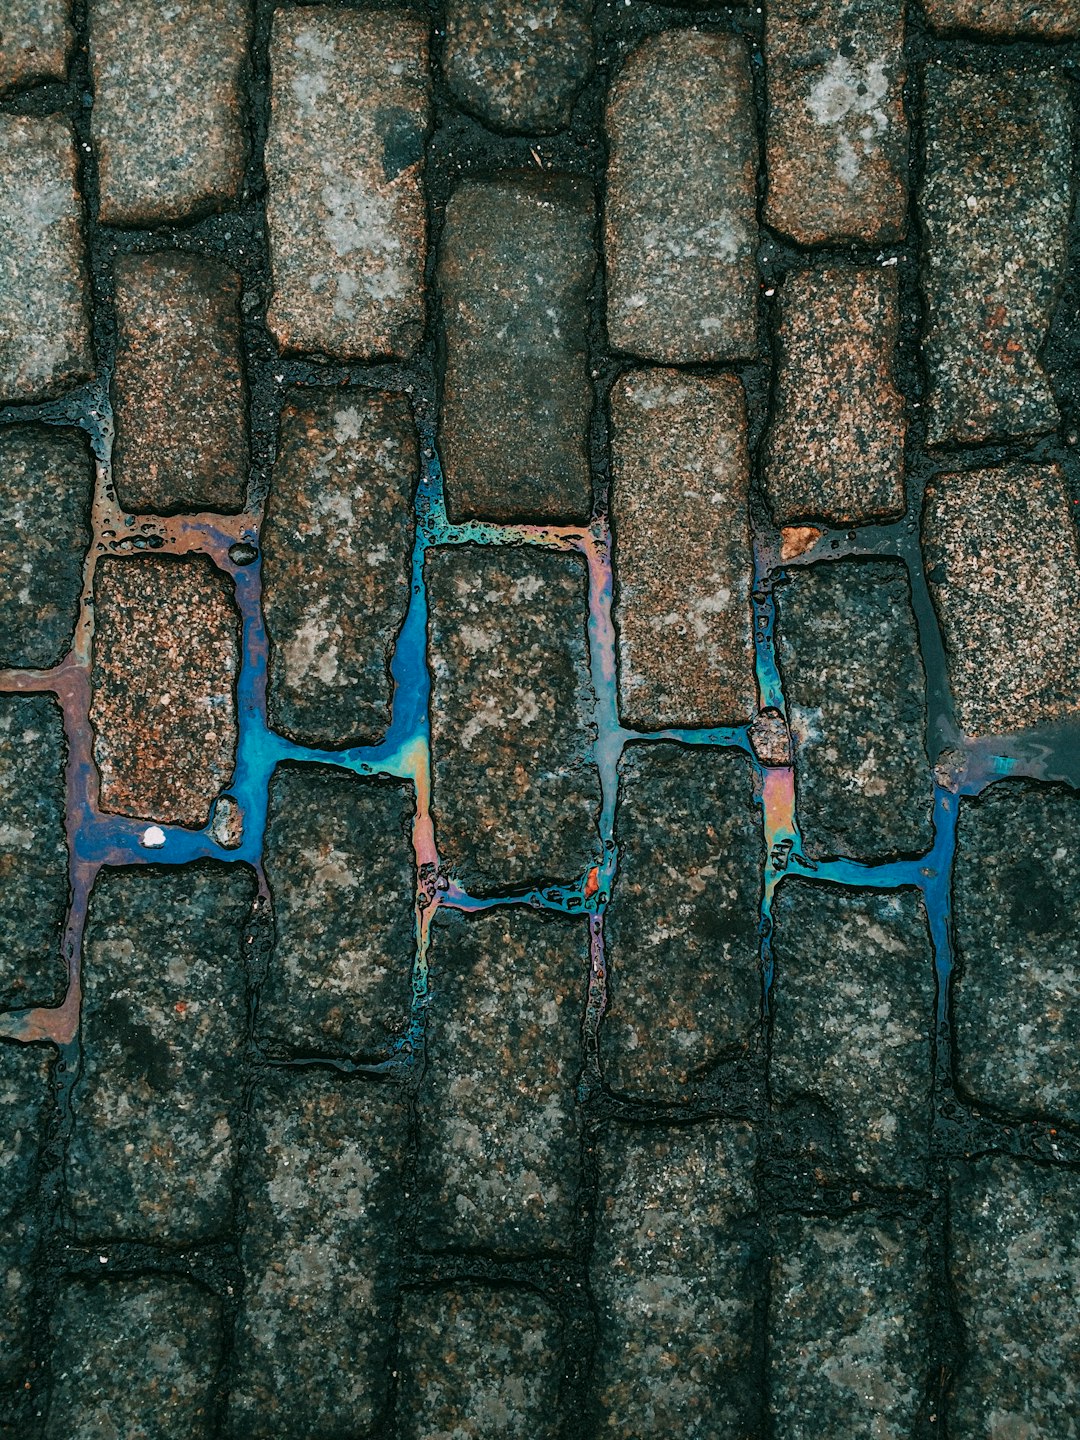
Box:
[141,826,166,849]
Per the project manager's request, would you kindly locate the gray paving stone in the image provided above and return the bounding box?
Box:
[923,463,1080,736]
[0,695,69,1010]
[611,369,756,728]
[45,1277,222,1440]
[427,546,600,894]
[949,1156,1080,1437]
[764,0,908,246]
[0,1043,52,1396]
[921,65,1071,446]
[589,1123,758,1439]
[764,267,906,527]
[0,114,92,403]
[602,745,762,1097]
[227,1070,406,1438]
[770,883,934,1189]
[923,0,1080,36]
[262,390,415,747]
[260,766,415,1056]
[769,1213,932,1439]
[110,252,247,516]
[437,175,594,522]
[605,29,758,363]
[444,0,593,134]
[266,7,430,360]
[777,559,933,861]
[418,908,587,1254]
[89,0,248,226]
[0,0,72,91]
[395,1284,564,1440]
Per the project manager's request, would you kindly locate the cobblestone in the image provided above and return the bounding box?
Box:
[0,0,72,92]
[0,1044,51,1396]
[923,0,1080,36]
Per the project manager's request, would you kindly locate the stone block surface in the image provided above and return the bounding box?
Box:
[0,0,72,91]
[0,1044,51,1395]
[923,0,1080,36]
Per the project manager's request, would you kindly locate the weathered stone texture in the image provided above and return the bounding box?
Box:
[923,463,1080,736]
[427,546,599,893]
[771,884,933,1189]
[603,745,762,1096]
[589,1123,758,1438]
[949,1157,1080,1437]
[0,114,92,403]
[764,0,907,245]
[91,556,239,828]
[419,909,586,1253]
[0,1044,51,1395]
[923,0,1080,36]
[260,767,414,1056]
[89,0,248,225]
[0,0,72,91]
[778,559,933,860]
[438,175,594,522]
[266,8,430,359]
[263,391,415,746]
[921,66,1071,446]
[765,267,906,527]
[605,30,758,363]
[611,369,756,728]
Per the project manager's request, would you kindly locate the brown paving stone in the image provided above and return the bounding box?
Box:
[764,267,907,527]
[611,369,755,728]
[262,390,415,747]
[605,29,758,363]
[0,0,72,91]
[110,252,248,516]
[0,1043,51,1397]
[923,0,1080,36]
[922,463,1080,736]
[266,7,431,360]
[437,174,594,522]
[89,0,249,226]
[90,556,239,828]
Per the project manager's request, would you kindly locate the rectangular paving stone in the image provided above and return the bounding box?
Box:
[770,883,933,1189]
[89,0,248,225]
[0,695,69,1010]
[0,0,72,91]
[764,267,906,527]
[426,546,600,894]
[0,1043,52,1396]
[418,908,587,1254]
[949,1156,1080,1437]
[589,1123,759,1438]
[110,252,248,515]
[266,7,430,360]
[65,864,254,1242]
[227,1071,406,1438]
[611,369,756,727]
[605,30,758,363]
[602,745,762,1097]
[769,1214,932,1438]
[921,65,1071,446]
[45,1278,223,1440]
[924,0,1080,36]
[0,114,92,403]
[777,559,933,861]
[923,463,1080,736]
[262,390,415,746]
[395,1285,564,1440]
[764,0,907,246]
[90,555,239,828]
[260,766,415,1056]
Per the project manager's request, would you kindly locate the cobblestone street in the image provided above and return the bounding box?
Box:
[1,0,1079,1436]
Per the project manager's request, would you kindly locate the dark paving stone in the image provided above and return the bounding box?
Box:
[110,252,248,515]
[602,745,762,1097]
[777,559,933,861]
[611,369,756,728]
[949,1156,1080,1436]
[437,175,594,522]
[921,65,1070,446]
[260,767,415,1056]
[266,7,430,360]
[764,267,906,527]
[0,1043,52,1396]
[418,908,587,1254]
[0,0,72,91]
[589,1122,759,1438]
[924,0,1080,36]
[605,29,758,363]
[90,556,239,828]
[427,546,600,894]
[262,390,415,747]
[770,883,934,1190]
